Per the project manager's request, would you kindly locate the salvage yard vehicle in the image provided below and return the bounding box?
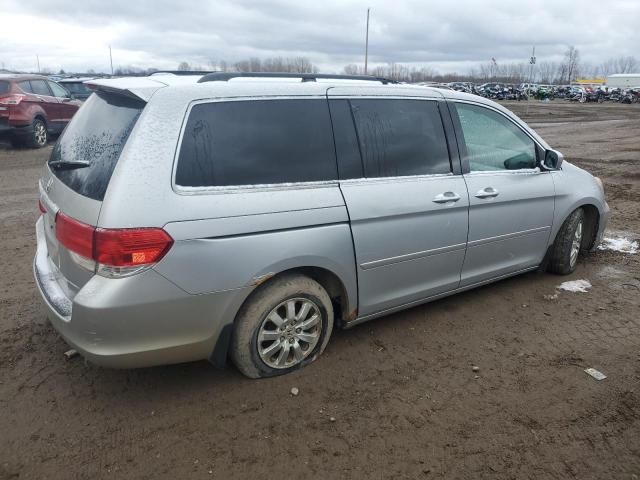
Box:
[34,72,609,378]
[0,74,81,148]
[58,77,95,101]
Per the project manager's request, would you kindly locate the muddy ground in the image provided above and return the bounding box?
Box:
[0,101,639,480]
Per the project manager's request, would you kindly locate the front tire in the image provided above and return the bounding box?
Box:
[547,208,585,275]
[231,274,334,379]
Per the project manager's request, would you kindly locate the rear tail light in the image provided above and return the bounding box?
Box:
[94,228,174,267]
[55,212,173,277]
[0,94,25,105]
[56,212,94,259]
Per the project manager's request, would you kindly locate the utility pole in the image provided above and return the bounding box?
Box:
[109,46,114,76]
[364,8,370,75]
[36,55,40,73]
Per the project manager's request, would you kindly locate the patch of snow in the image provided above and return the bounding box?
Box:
[557,279,592,293]
[598,236,638,254]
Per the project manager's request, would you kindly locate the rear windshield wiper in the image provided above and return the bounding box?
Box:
[48,160,91,170]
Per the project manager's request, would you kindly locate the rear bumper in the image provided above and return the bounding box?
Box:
[33,217,247,368]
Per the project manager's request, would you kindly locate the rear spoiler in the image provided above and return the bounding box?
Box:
[84,78,165,102]
[85,75,203,102]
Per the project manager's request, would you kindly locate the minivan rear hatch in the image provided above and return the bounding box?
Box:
[39,90,145,295]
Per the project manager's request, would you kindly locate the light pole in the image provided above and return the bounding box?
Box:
[364,8,370,75]
[109,46,114,76]
[529,46,536,83]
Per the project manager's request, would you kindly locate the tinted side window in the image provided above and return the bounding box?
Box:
[454,103,536,171]
[349,99,451,178]
[30,80,51,96]
[328,99,363,180]
[176,99,337,187]
[18,81,33,94]
[0,81,9,95]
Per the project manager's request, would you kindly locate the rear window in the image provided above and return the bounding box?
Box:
[0,81,9,95]
[176,99,337,187]
[49,91,144,201]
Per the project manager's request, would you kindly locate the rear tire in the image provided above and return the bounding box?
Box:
[547,208,585,275]
[26,118,48,148]
[231,274,334,379]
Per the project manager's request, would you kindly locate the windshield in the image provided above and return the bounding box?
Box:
[48,91,144,200]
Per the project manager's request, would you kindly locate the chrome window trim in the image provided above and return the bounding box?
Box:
[339,172,457,186]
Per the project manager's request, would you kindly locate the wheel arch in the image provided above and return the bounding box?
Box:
[210,265,356,369]
[580,204,600,250]
[550,199,604,250]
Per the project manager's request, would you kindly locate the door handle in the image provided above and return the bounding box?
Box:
[475,187,499,199]
[432,192,461,204]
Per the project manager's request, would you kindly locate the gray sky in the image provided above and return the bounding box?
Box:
[0,0,638,74]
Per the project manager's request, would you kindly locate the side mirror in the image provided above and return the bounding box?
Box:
[542,149,564,170]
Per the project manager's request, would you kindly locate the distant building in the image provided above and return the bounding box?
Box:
[606,74,640,89]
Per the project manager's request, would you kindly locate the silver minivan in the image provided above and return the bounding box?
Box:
[34,73,609,378]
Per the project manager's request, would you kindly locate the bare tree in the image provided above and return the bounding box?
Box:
[177,61,191,71]
[561,46,580,83]
[613,56,638,74]
[234,56,318,74]
[343,64,363,75]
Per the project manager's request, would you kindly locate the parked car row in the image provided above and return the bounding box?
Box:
[444,81,640,104]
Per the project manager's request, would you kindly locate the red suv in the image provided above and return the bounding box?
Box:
[0,74,82,148]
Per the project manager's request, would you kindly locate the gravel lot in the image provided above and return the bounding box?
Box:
[1,101,639,480]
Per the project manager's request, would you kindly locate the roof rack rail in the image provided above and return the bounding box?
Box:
[149,70,214,76]
[197,72,399,84]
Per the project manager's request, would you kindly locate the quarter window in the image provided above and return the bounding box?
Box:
[18,81,33,94]
[349,99,451,178]
[176,99,337,187]
[30,80,51,96]
[454,103,537,171]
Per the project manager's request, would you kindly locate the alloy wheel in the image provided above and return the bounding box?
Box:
[34,121,47,147]
[570,221,583,268]
[257,297,322,369]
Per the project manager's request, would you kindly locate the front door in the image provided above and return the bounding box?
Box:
[450,101,555,287]
[333,96,469,317]
[48,81,79,129]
